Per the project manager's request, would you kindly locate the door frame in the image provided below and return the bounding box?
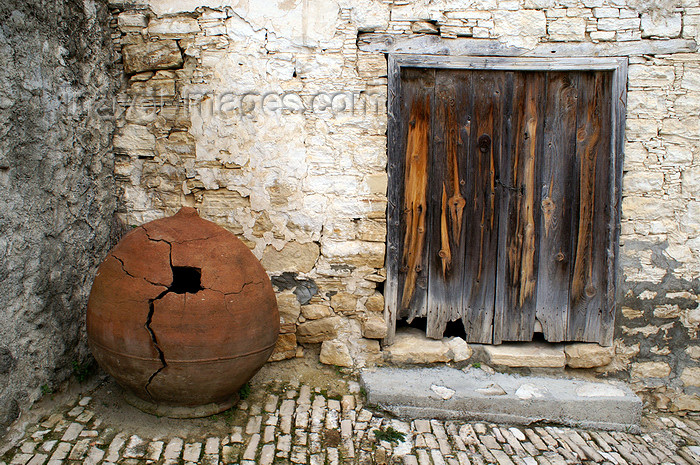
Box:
[383,54,628,346]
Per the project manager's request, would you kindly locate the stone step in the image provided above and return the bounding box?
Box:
[360,366,642,432]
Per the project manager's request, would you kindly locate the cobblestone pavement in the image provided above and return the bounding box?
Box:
[1,372,699,465]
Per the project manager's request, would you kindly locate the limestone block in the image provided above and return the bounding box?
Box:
[623,142,649,167]
[681,367,700,387]
[390,3,430,21]
[626,90,666,118]
[362,314,388,339]
[621,197,668,221]
[622,306,644,319]
[269,333,297,362]
[674,94,700,118]
[687,346,700,360]
[597,17,640,31]
[301,304,332,320]
[148,17,201,36]
[365,292,384,313]
[493,10,547,48]
[304,174,361,196]
[681,67,700,91]
[654,304,682,319]
[592,7,619,18]
[357,54,387,79]
[330,292,358,315]
[524,0,556,8]
[295,54,344,80]
[564,343,614,368]
[359,337,381,352]
[411,21,439,34]
[590,30,616,41]
[118,12,148,32]
[113,124,156,156]
[630,361,671,378]
[384,329,451,364]
[277,291,301,326]
[628,65,675,88]
[320,340,353,367]
[261,241,320,274]
[548,17,586,41]
[348,0,390,32]
[683,13,700,41]
[357,220,386,242]
[321,240,385,268]
[483,342,566,368]
[296,317,340,343]
[128,77,176,99]
[625,118,658,141]
[672,394,700,412]
[122,40,183,74]
[681,202,700,236]
[365,173,388,194]
[661,118,700,141]
[623,171,664,194]
[447,338,472,362]
[641,13,682,38]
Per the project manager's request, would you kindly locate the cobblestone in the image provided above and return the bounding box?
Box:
[1,378,700,465]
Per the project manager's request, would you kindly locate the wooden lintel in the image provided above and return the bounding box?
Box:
[358,33,697,57]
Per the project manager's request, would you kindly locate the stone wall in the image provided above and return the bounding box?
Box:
[109,0,699,411]
[0,0,118,434]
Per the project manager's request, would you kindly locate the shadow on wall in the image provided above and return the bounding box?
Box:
[0,0,118,435]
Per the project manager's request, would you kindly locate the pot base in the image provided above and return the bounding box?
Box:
[124,391,240,418]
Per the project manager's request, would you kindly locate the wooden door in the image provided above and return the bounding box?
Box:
[392,67,615,345]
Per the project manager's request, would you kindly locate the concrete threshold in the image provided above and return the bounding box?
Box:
[360,366,642,432]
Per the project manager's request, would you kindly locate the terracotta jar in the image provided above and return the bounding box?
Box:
[87,207,279,417]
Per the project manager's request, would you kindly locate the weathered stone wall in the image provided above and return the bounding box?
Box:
[109,0,698,411]
[0,0,118,434]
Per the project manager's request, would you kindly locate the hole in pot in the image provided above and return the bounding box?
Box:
[170,267,203,294]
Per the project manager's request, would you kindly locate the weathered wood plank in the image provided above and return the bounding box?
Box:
[534,72,578,342]
[396,67,434,324]
[494,72,546,343]
[602,59,628,347]
[568,71,612,342]
[359,34,697,57]
[460,70,502,344]
[426,70,469,339]
[383,54,402,346]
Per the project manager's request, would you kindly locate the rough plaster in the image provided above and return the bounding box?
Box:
[0,0,118,434]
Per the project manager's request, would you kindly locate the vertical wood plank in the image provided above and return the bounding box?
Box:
[383,55,402,346]
[460,70,502,344]
[494,72,546,343]
[533,72,578,342]
[568,71,613,342]
[602,59,627,346]
[396,67,435,324]
[426,70,469,338]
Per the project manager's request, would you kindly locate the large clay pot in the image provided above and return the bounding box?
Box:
[87,207,279,417]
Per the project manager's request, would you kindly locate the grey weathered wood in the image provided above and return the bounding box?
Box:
[426,70,468,339]
[568,72,612,343]
[494,72,546,342]
[534,73,578,342]
[383,54,402,346]
[603,59,628,347]
[460,70,502,344]
[359,34,697,57]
